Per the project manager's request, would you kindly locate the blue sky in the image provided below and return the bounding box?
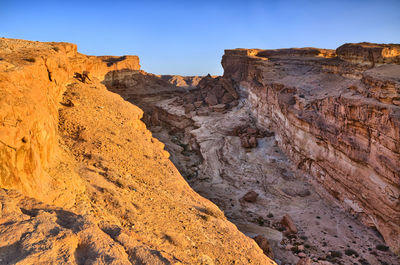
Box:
[1,0,399,75]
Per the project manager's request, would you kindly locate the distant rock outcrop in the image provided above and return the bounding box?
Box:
[160,75,203,88]
[336,42,400,65]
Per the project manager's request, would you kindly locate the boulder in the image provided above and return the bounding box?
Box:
[240,136,250,148]
[242,191,259,203]
[281,214,297,234]
[247,128,258,135]
[220,91,235,104]
[296,257,312,265]
[184,104,195,114]
[205,92,219,106]
[211,104,227,112]
[194,101,203,108]
[248,136,257,148]
[253,235,274,259]
[196,108,209,116]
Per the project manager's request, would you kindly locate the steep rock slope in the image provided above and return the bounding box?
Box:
[107,63,400,265]
[0,38,274,264]
[0,38,140,204]
[221,44,400,254]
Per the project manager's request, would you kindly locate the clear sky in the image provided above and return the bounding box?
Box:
[1,0,399,75]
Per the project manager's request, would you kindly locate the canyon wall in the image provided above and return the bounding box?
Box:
[221,44,400,254]
[0,38,140,203]
[0,38,273,264]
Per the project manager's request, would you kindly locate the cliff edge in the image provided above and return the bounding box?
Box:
[0,38,274,264]
[222,43,400,254]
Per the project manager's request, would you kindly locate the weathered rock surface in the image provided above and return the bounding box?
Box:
[109,60,400,264]
[160,75,203,89]
[242,191,259,203]
[222,43,400,254]
[0,38,274,264]
[253,235,274,259]
[281,214,298,234]
[336,42,400,65]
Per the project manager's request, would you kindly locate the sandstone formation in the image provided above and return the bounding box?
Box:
[160,75,203,89]
[2,37,399,265]
[336,42,400,65]
[221,43,400,254]
[0,38,274,264]
[107,45,400,264]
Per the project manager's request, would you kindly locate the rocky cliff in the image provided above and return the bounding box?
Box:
[0,38,274,264]
[105,49,399,264]
[0,38,140,204]
[221,44,400,254]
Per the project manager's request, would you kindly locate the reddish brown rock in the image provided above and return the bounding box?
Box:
[297,257,312,265]
[205,91,219,106]
[188,75,239,108]
[184,103,195,114]
[232,127,242,136]
[220,91,235,104]
[242,191,259,202]
[194,100,203,108]
[249,136,258,148]
[281,214,298,234]
[222,44,400,253]
[247,127,258,135]
[220,78,239,99]
[336,43,400,65]
[240,136,250,148]
[196,108,209,116]
[253,235,274,259]
[229,100,239,108]
[211,103,227,112]
[183,93,197,103]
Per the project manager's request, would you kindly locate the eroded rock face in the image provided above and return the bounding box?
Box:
[108,64,399,265]
[0,38,274,264]
[0,38,140,203]
[221,43,400,253]
[336,42,400,65]
[0,38,81,203]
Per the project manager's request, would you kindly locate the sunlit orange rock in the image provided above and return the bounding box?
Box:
[0,38,275,264]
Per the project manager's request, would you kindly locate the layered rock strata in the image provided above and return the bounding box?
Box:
[0,38,274,264]
[107,65,400,265]
[221,44,400,254]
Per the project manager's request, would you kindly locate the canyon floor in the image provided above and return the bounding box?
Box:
[107,72,400,265]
